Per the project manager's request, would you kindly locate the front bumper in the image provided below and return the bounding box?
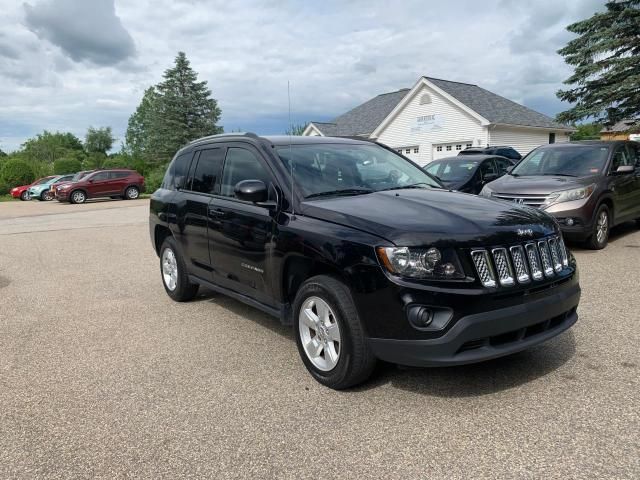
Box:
[56,189,70,201]
[354,257,580,367]
[368,280,579,367]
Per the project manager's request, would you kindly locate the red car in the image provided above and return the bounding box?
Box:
[56,169,145,204]
[10,176,56,201]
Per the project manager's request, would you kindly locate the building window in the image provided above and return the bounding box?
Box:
[456,144,462,150]
[419,93,432,105]
[405,149,411,154]
[549,132,556,144]
[446,145,452,151]
[414,147,419,154]
[397,149,402,153]
[466,143,472,148]
[436,146,443,152]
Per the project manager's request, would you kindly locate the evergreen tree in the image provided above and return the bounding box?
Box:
[125,52,223,163]
[556,1,640,127]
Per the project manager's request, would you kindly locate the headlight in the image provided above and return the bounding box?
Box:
[543,184,595,207]
[376,246,465,279]
[479,185,493,197]
[59,185,70,190]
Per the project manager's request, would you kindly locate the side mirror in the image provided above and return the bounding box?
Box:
[235,180,268,203]
[483,173,498,182]
[615,165,634,174]
[506,166,514,173]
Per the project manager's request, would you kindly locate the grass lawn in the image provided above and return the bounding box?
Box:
[0,195,16,202]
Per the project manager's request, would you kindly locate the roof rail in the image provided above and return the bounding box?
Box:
[187,132,259,145]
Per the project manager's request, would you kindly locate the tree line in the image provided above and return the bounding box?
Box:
[0,52,223,195]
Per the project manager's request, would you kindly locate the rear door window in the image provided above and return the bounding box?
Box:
[190,148,225,194]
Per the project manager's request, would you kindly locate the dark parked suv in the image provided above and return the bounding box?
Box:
[150,133,580,389]
[459,145,522,161]
[56,169,144,204]
[480,141,640,249]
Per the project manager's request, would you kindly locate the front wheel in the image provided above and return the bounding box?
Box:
[124,186,140,200]
[20,191,30,201]
[70,190,86,204]
[41,190,54,201]
[586,205,610,250]
[160,237,199,301]
[293,275,376,389]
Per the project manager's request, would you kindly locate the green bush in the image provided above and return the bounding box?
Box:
[54,157,82,174]
[144,166,167,193]
[103,155,131,169]
[0,158,35,188]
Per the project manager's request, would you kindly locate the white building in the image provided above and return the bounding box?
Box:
[303,76,574,165]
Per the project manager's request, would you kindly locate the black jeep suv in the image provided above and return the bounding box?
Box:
[150,133,580,389]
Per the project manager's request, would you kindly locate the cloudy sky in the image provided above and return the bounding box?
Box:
[0,0,604,152]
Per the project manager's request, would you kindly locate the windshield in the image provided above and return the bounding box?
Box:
[71,171,88,182]
[276,143,441,199]
[34,177,53,185]
[511,146,609,177]
[425,160,479,182]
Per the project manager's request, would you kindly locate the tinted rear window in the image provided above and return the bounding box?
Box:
[162,152,193,190]
[190,148,225,194]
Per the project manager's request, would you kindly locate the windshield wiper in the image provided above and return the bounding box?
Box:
[380,182,439,192]
[305,188,373,199]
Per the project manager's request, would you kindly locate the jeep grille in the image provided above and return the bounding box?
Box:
[471,236,569,288]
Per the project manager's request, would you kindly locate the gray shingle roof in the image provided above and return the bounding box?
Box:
[425,77,571,130]
[310,88,410,137]
[601,119,639,133]
[309,77,571,136]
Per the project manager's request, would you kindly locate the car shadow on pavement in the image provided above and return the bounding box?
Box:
[568,221,639,252]
[353,332,577,397]
[195,288,577,397]
[196,288,294,340]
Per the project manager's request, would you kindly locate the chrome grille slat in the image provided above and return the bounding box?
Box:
[537,240,555,277]
[548,237,563,273]
[491,248,515,286]
[558,236,569,267]
[525,243,543,281]
[471,250,496,288]
[509,245,530,283]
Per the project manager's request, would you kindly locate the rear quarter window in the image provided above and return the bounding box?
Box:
[163,152,193,190]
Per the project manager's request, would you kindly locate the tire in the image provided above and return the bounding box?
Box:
[293,275,376,389]
[70,190,86,204]
[40,190,54,201]
[159,236,199,302]
[20,191,30,201]
[586,204,610,250]
[124,186,140,200]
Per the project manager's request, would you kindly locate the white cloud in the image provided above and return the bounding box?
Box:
[0,0,605,152]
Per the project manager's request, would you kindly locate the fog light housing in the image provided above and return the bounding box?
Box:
[566,217,575,226]
[406,305,453,331]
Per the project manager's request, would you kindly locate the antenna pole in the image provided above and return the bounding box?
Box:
[288,81,295,218]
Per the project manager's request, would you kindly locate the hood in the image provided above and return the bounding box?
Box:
[300,188,557,247]
[487,174,598,195]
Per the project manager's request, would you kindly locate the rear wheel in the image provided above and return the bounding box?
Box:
[20,191,30,201]
[160,237,199,302]
[293,275,376,389]
[586,205,610,250]
[70,190,86,204]
[124,186,140,200]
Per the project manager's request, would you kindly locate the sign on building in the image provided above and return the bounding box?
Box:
[410,114,445,134]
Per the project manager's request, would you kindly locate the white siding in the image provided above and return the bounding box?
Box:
[489,126,571,156]
[374,85,488,166]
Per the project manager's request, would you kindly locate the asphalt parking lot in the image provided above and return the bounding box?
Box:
[0,199,638,479]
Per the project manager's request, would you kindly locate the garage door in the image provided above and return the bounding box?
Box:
[432,142,473,161]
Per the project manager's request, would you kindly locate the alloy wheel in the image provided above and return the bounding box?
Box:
[72,191,86,204]
[299,296,342,371]
[162,248,178,291]
[596,210,608,244]
[126,187,139,199]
